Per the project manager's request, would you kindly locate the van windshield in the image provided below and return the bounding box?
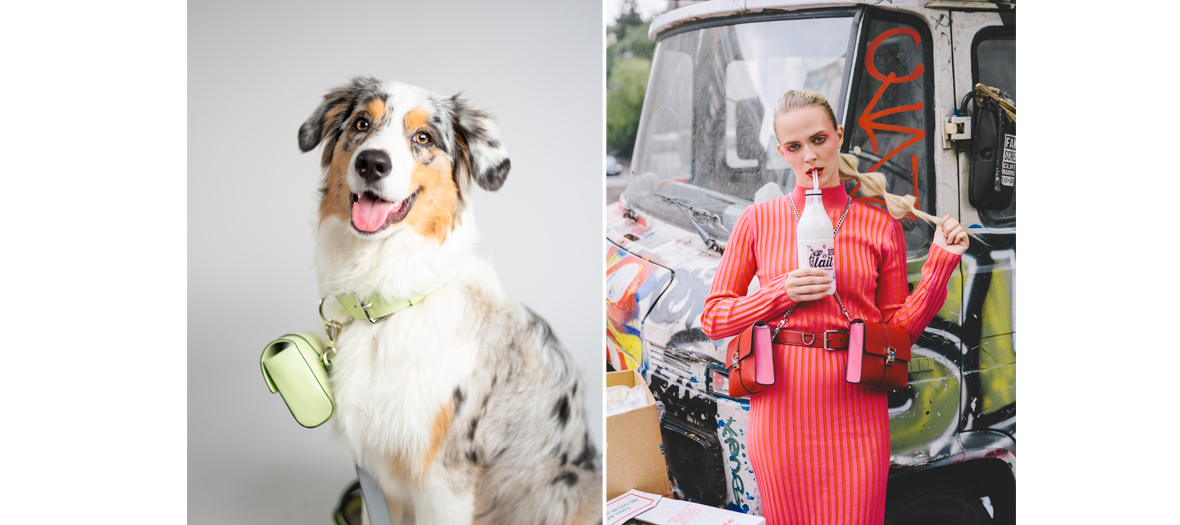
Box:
[626,16,855,241]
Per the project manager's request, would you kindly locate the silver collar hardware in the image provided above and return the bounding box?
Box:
[800,333,816,345]
[358,301,388,324]
[318,298,353,368]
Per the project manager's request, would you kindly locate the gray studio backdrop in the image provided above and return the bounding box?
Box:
[189,1,603,523]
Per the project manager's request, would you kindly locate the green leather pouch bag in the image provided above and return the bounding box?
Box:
[260,332,334,428]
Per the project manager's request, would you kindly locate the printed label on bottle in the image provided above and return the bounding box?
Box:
[805,243,835,279]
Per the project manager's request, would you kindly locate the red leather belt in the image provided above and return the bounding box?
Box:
[773,329,849,350]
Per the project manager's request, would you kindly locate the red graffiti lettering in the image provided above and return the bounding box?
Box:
[865,28,924,83]
[852,27,925,215]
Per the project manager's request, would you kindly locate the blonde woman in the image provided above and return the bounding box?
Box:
[701,90,969,524]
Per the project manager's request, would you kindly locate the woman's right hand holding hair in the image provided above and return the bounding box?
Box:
[932,215,970,256]
[783,268,834,302]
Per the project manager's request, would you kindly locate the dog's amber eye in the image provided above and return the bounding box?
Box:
[414,132,430,145]
[354,118,369,132]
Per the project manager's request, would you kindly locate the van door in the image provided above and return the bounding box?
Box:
[950,10,1016,435]
[841,7,964,463]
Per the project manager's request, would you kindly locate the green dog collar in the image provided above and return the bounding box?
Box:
[335,292,429,323]
[334,275,454,323]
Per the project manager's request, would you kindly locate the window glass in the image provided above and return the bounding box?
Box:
[977,38,1015,99]
[628,16,855,239]
[635,45,694,186]
[975,33,1016,225]
[845,16,935,256]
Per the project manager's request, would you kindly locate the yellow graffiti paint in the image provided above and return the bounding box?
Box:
[905,255,963,326]
[935,260,965,324]
[978,336,1016,414]
[981,265,1014,338]
[977,261,1015,414]
[607,319,642,370]
[890,354,960,454]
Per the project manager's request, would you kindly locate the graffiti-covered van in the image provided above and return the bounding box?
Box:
[606,0,1015,522]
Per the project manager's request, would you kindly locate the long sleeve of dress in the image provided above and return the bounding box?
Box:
[701,206,797,340]
[875,219,962,342]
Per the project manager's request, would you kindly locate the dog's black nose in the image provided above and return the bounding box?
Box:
[355,149,392,182]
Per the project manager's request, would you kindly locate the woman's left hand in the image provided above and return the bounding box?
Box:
[933,215,969,255]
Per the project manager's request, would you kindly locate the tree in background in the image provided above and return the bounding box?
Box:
[611,0,645,42]
[607,56,650,159]
[606,0,659,160]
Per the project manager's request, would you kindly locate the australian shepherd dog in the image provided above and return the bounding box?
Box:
[298,77,600,525]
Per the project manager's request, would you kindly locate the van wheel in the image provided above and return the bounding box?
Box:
[885,485,994,525]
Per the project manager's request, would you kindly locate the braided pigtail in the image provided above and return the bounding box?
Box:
[836,153,939,223]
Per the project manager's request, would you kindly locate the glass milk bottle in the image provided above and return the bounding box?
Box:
[796,188,836,295]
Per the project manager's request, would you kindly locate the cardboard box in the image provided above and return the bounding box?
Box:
[606,370,672,500]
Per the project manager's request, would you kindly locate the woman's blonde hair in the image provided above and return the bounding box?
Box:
[774,89,941,225]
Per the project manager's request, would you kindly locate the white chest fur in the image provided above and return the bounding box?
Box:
[328,284,481,477]
[315,213,506,481]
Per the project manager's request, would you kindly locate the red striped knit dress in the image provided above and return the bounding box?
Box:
[701,184,960,524]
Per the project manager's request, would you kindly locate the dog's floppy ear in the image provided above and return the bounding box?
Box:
[298,77,378,165]
[451,95,510,192]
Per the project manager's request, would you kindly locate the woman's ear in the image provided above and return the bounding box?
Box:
[836,125,844,147]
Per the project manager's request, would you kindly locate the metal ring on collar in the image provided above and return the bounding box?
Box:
[319,297,353,329]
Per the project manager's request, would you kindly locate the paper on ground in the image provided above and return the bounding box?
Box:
[635,495,766,525]
[606,490,662,525]
[607,489,766,525]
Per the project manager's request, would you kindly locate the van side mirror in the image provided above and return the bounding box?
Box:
[967,98,1015,210]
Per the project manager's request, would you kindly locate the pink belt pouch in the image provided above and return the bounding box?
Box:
[753,322,774,385]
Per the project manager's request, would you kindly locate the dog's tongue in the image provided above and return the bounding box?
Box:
[352,193,401,232]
